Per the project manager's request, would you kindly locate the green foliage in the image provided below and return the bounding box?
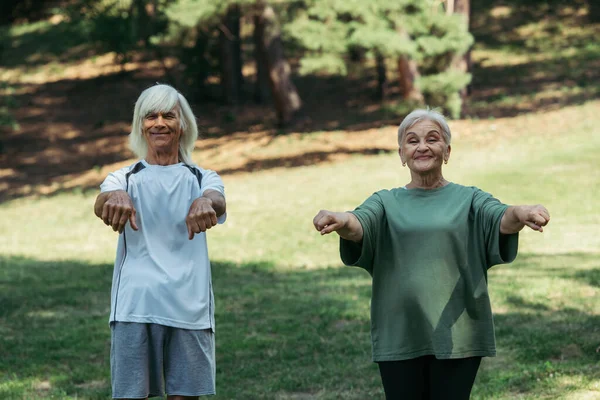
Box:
[164,0,227,27]
[0,82,18,132]
[62,0,172,63]
[418,70,472,118]
[285,0,474,117]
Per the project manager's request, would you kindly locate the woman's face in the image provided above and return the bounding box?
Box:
[142,106,182,155]
[399,120,450,174]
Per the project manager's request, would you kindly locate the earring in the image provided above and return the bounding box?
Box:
[444,160,448,164]
[402,162,406,167]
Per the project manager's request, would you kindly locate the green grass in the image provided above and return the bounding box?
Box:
[1,100,599,399]
[2,1,600,397]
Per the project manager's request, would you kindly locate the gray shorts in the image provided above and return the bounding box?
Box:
[110,322,216,399]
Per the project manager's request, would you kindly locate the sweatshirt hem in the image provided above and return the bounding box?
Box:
[373,348,496,362]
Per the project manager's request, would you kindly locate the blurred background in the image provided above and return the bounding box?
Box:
[0,0,599,399]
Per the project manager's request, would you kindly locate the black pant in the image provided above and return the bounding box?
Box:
[378,356,482,400]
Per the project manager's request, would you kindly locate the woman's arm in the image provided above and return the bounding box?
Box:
[313,210,364,242]
[500,205,550,234]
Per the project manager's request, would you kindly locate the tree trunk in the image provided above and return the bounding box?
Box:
[253,12,271,104]
[397,56,423,102]
[375,52,387,100]
[588,0,600,23]
[396,30,423,102]
[254,1,302,126]
[448,0,471,113]
[219,4,243,105]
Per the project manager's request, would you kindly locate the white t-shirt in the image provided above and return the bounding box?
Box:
[100,160,226,330]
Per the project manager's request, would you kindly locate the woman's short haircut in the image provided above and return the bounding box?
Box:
[129,84,198,165]
[397,108,452,146]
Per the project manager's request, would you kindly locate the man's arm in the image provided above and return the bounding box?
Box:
[94,190,138,233]
[94,192,112,218]
[185,189,227,240]
[202,189,226,217]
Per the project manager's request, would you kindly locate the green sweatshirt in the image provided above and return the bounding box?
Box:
[340,183,519,362]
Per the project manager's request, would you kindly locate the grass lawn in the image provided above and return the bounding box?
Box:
[1,100,599,399]
[2,2,600,399]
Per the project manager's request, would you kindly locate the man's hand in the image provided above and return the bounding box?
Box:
[100,190,138,233]
[517,204,550,232]
[186,197,218,240]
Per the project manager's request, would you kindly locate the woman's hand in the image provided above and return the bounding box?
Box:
[186,197,218,240]
[313,210,364,242]
[313,210,349,235]
[101,190,138,233]
[501,204,550,234]
[517,204,550,232]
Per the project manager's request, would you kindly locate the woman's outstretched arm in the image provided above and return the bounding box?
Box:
[501,205,550,234]
[313,210,364,243]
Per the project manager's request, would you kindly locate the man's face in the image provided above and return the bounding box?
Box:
[142,107,182,155]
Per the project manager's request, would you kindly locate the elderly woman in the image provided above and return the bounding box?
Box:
[94,84,226,400]
[313,109,550,400]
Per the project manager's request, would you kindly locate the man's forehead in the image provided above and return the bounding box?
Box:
[147,106,180,115]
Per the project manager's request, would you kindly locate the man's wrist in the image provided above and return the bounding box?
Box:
[199,196,214,206]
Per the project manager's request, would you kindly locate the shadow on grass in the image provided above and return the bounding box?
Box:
[0,68,397,202]
[0,255,377,399]
[1,252,599,398]
[2,0,599,201]
[468,0,600,118]
[0,19,94,69]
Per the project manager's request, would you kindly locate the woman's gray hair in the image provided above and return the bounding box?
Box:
[397,108,452,146]
[129,84,198,165]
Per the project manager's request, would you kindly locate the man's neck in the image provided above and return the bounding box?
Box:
[145,150,179,166]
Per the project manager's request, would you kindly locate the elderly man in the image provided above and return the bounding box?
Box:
[94,84,226,400]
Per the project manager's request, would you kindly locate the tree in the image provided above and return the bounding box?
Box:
[219,4,244,105]
[253,11,271,104]
[285,0,473,118]
[254,1,302,126]
[446,0,471,114]
[375,51,387,100]
[588,0,600,23]
[396,29,424,102]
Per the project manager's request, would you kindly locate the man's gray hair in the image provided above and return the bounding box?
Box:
[129,84,198,165]
[397,108,452,146]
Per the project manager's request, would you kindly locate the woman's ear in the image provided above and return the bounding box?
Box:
[398,147,405,165]
[445,144,452,162]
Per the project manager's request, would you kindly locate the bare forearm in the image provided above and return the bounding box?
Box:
[501,204,550,234]
[336,212,364,243]
[500,206,525,234]
[202,190,226,217]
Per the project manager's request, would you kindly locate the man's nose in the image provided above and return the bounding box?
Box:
[155,115,166,126]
